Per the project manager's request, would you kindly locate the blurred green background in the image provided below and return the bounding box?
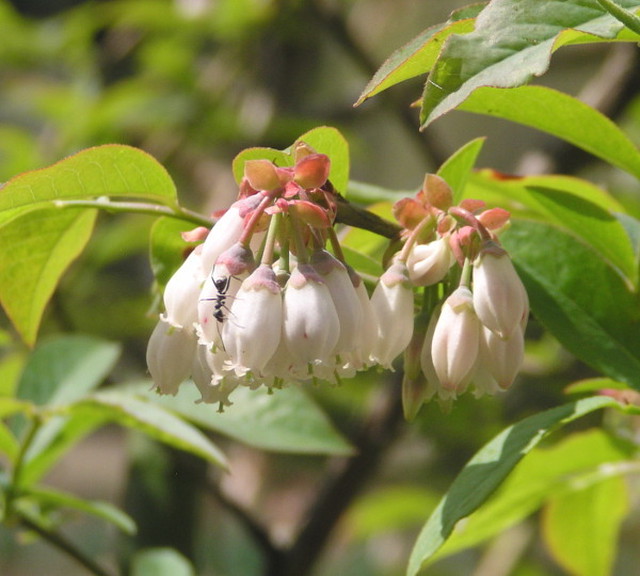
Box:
[1,1,640,575]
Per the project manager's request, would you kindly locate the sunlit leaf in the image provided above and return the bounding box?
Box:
[420,0,640,127]
[355,5,482,104]
[407,395,628,575]
[431,429,634,562]
[458,86,640,179]
[543,469,628,576]
[0,208,97,345]
[436,137,485,202]
[0,145,178,226]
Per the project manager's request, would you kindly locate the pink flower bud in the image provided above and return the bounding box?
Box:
[222,265,283,375]
[293,153,330,189]
[282,264,340,367]
[406,237,454,286]
[431,286,481,392]
[243,159,282,191]
[370,261,414,368]
[472,245,527,338]
[162,247,205,329]
[146,319,196,395]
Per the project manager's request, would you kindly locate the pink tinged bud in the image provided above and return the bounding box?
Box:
[370,261,415,368]
[200,195,262,274]
[422,173,453,211]
[293,153,330,189]
[162,247,205,329]
[478,325,525,391]
[146,319,197,396]
[472,247,527,339]
[282,264,340,366]
[222,265,283,375]
[243,159,282,191]
[431,286,481,392]
[406,237,454,286]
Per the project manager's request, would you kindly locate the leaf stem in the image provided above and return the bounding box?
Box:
[5,416,42,516]
[595,0,640,36]
[52,198,214,228]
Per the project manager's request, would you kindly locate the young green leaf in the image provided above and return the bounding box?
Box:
[407,395,630,575]
[503,221,640,389]
[436,137,485,202]
[543,471,628,576]
[420,0,640,127]
[0,145,178,227]
[355,5,482,105]
[457,85,640,180]
[0,208,97,346]
[131,382,354,456]
[429,429,634,563]
[231,146,292,184]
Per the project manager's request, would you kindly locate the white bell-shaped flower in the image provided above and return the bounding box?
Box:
[472,245,527,339]
[351,274,377,368]
[222,265,283,375]
[311,250,362,359]
[162,246,205,330]
[477,324,525,391]
[407,236,454,286]
[200,194,262,275]
[370,261,414,368]
[431,286,481,393]
[282,264,340,369]
[146,319,197,395]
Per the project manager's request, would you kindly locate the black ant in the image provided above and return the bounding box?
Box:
[212,275,232,323]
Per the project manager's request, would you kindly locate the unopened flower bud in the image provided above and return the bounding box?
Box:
[282,264,340,366]
[222,265,283,375]
[293,154,330,189]
[473,244,527,338]
[162,247,205,329]
[431,286,481,392]
[370,261,414,368]
[146,319,196,395]
[244,159,282,191]
[406,237,454,286]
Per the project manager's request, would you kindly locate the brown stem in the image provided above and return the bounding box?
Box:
[277,373,406,576]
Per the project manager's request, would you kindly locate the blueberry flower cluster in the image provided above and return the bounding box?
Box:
[147,147,528,411]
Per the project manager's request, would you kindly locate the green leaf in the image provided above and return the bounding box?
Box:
[465,172,637,289]
[0,421,19,462]
[457,86,640,179]
[131,548,195,576]
[503,221,640,389]
[0,208,97,345]
[23,485,136,534]
[420,0,640,127]
[355,5,482,105]
[0,145,178,226]
[436,137,485,202]
[17,334,121,406]
[543,470,628,576]
[348,486,440,540]
[431,429,633,563]
[133,382,354,456]
[294,126,350,195]
[407,395,625,575]
[73,390,227,467]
